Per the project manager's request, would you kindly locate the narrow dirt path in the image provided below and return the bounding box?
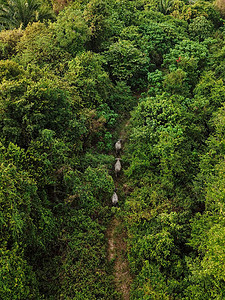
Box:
[106,108,136,299]
[107,217,132,300]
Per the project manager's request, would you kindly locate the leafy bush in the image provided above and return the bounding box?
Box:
[0,246,39,299]
[0,60,25,81]
[50,7,91,56]
[0,76,85,150]
[139,21,183,67]
[0,27,23,59]
[189,16,214,41]
[66,51,112,107]
[163,68,190,96]
[104,39,149,88]
[83,0,113,50]
[15,22,70,71]
[163,39,209,90]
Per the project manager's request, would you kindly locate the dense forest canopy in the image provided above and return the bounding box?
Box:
[1,0,225,299]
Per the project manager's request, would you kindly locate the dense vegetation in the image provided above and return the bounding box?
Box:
[1,0,225,299]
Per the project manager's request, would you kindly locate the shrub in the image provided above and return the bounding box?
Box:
[50,7,91,56]
[104,39,149,88]
[0,27,23,59]
[66,51,112,107]
[189,16,214,41]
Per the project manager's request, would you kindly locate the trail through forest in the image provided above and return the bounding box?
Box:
[107,117,132,299]
[107,217,132,300]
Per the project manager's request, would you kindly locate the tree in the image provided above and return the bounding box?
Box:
[0,27,23,59]
[189,16,213,41]
[163,39,209,91]
[104,39,149,88]
[187,215,225,298]
[83,0,112,50]
[0,76,81,148]
[65,51,113,108]
[50,6,91,56]
[139,21,183,67]
[0,0,54,30]
[0,59,25,81]
[15,22,70,71]
[0,246,39,299]
[157,0,174,15]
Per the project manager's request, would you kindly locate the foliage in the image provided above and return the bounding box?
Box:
[83,0,113,50]
[215,0,225,18]
[0,0,225,298]
[190,1,222,27]
[104,39,149,88]
[50,6,91,56]
[0,155,36,245]
[15,22,70,71]
[65,51,113,107]
[51,0,73,14]
[123,28,221,294]
[0,76,81,147]
[163,68,189,96]
[59,210,119,299]
[163,39,209,72]
[109,80,135,112]
[139,21,183,67]
[0,59,24,81]
[0,0,54,30]
[0,246,39,299]
[157,0,174,15]
[126,93,198,188]
[147,69,164,96]
[190,71,225,136]
[189,16,214,41]
[0,27,23,59]
[171,0,222,26]
[163,39,209,91]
